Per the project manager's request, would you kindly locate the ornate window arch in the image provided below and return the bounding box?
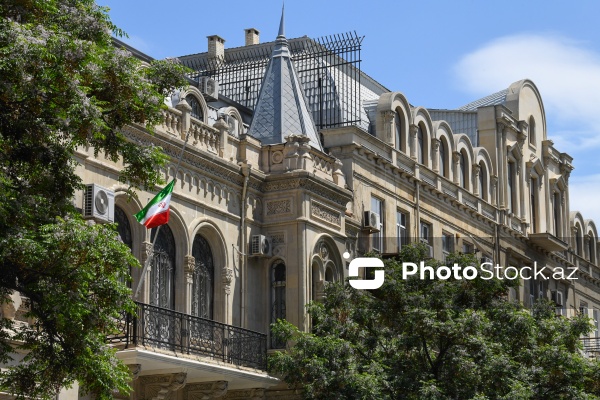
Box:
[191,234,214,319]
[270,260,286,348]
[150,225,176,310]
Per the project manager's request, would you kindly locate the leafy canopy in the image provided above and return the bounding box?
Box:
[0,0,188,398]
[270,244,600,400]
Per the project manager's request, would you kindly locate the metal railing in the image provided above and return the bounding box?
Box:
[108,302,267,370]
[581,337,600,357]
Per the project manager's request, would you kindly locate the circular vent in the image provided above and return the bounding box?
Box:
[262,239,270,254]
[206,79,215,94]
[95,190,109,214]
[370,213,377,227]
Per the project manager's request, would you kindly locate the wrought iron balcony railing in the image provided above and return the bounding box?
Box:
[581,337,600,357]
[108,302,267,370]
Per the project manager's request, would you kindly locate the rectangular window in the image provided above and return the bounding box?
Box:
[371,196,384,253]
[594,309,599,337]
[462,242,474,254]
[420,222,431,244]
[396,210,408,252]
[442,232,453,263]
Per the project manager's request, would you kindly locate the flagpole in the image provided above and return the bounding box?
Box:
[133,127,192,301]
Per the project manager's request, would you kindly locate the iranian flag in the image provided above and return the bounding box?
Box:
[135,180,175,229]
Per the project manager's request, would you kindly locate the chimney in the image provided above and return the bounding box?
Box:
[207,35,225,59]
[244,28,260,46]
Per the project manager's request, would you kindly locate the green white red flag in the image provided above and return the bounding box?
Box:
[134,180,175,229]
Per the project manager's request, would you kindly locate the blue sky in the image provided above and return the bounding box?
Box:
[101,0,600,225]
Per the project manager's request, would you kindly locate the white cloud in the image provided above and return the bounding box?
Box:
[454,34,600,151]
[565,174,600,226]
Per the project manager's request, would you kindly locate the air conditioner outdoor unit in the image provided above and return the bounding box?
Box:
[251,235,271,257]
[426,244,434,258]
[481,256,494,265]
[363,211,380,231]
[199,77,219,99]
[83,184,115,223]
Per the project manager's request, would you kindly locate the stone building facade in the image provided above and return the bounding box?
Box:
[3,13,600,400]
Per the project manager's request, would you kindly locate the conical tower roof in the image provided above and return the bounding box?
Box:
[247,7,322,150]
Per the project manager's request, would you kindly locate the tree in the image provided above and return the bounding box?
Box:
[0,0,188,398]
[270,244,600,399]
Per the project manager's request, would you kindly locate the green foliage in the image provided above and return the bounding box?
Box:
[0,0,189,398]
[270,244,600,399]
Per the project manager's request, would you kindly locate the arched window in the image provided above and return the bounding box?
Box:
[191,235,214,319]
[530,177,538,233]
[459,152,466,189]
[417,125,424,164]
[478,162,486,200]
[325,267,334,283]
[115,206,133,250]
[553,192,562,237]
[507,162,515,212]
[588,235,596,264]
[115,206,133,287]
[394,111,402,152]
[150,225,176,310]
[271,261,286,348]
[186,94,203,121]
[439,140,447,178]
[529,116,536,145]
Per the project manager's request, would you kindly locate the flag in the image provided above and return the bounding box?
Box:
[134,180,176,229]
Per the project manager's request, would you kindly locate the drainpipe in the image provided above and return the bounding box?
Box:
[239,162,251,328]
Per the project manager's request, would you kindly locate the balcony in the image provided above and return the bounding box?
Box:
[109,302,267,371]
[528,232,568,252]
[581,337,600,358]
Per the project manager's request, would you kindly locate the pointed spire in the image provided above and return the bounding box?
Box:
[247,9,322,151]
[278,4,285,38]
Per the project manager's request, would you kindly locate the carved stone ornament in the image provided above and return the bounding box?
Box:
[224,388,265,399]
[139,372,187,400]
[266,199,292,216]
[222,265,233,295]
[311,202,341,226]
[184,381,228,400]
[271,150,284,164]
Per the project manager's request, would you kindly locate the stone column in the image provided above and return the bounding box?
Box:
[383,110,395,147]
[140,241,154,304]
[175,98,192,141]
[409,124,418,160]
[472,164,481,197]
[496,123,506,208]
[184,255,195,315]
[490,176,498,207]
[452,152,460,186]
[431,138,440,173]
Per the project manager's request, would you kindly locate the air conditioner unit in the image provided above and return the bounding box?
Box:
[83,184,115,223]
[363,211,380,231]
[251,235,271,257]
[199,77,219,99]
[480,256,494,265]
[426,244,434,258]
